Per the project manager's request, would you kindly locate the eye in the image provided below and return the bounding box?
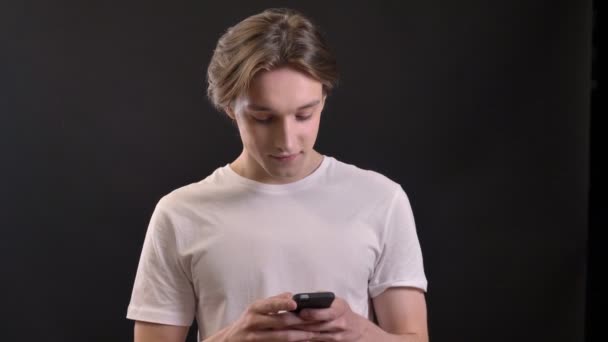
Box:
[251,114,312,124]
[296,114,313,121]
[250,113,272,123]
[253,117,272,124]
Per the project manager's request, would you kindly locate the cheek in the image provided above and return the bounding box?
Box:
[243,126,270,147]
[236,124,257,150]
[304,119,321,139]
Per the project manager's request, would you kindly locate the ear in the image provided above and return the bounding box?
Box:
[320,94,327,111]
[224,106,236,121]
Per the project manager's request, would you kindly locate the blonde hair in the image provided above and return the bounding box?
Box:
[206,8,338,112]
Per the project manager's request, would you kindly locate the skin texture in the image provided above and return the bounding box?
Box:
[226,66,326,185]
[134,321,188,342]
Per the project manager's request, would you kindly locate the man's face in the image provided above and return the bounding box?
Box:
[229,66,325,184]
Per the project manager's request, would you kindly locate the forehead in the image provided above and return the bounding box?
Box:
[242,66,323,112]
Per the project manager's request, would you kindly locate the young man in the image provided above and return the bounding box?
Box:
[127,8,428,342]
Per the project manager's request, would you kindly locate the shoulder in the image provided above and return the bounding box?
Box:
[153,168,226,218]
[328,157,402,196]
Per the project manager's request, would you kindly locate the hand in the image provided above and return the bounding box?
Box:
[293,296,367,341]
[223,292,323,342]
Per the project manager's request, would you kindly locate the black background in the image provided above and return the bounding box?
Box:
[1,1,596,341]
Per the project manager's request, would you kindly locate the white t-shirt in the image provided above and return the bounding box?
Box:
[126,155,427,338]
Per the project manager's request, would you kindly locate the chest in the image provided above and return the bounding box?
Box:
[185,202,382,300]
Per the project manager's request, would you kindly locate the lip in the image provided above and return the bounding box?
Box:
[270,153,299,162]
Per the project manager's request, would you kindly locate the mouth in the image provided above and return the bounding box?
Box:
[270,153,300,162]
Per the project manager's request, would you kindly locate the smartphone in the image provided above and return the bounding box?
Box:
[291,292,335,313]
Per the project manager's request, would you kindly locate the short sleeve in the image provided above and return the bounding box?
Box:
[126,199,196,326]
[368,185,428,298]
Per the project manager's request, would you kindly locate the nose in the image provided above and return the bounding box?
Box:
[273,117,297,153]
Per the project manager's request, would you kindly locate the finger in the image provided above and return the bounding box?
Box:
[311,331,342,341]
[291,320,341,333]
[245,329,319,342]
[249,311,317,330]
[251,294,297,314]
[299,297,346,321]
[299,307,338,321]
[276,291,294,299]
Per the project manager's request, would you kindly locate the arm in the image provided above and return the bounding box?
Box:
[134,321,189,342]
[367,287,428,342]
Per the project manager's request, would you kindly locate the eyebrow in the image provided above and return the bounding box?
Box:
[247,99,321,112]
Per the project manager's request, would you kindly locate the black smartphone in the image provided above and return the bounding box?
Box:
[291,292,335,313]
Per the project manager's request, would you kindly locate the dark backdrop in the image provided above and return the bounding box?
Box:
[1,1,592,341]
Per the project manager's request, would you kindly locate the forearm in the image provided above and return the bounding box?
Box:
[359,316,428,342]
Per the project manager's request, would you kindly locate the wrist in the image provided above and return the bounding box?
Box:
[358,314,384,342]
[201,324,232,342]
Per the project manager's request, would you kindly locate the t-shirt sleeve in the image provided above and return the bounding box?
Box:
[126,199,196,326]
[368,185,428,298]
